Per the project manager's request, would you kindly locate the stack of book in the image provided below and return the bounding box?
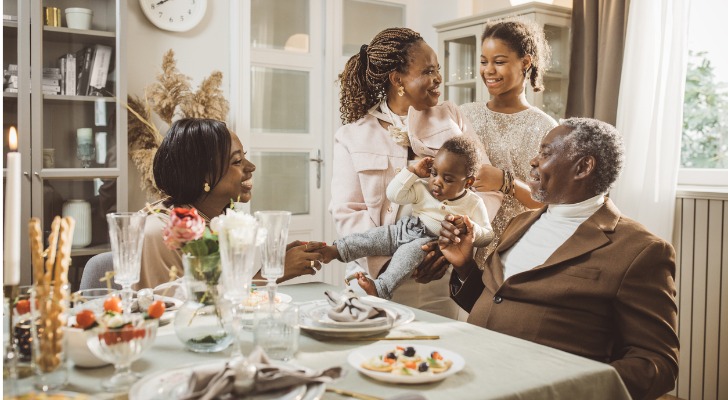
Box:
[3,65,62,95]
[59,44,113,96]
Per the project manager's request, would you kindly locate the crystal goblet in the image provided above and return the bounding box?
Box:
[217,214,258,358]
[85,317,158,392]
[106,212,146,316]
[254,211,291,312]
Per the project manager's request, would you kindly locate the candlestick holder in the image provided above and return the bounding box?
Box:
[76,142,95,168]
[3,284,19,397]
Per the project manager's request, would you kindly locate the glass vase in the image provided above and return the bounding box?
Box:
[174,254,232,353]
[30,284,69,391]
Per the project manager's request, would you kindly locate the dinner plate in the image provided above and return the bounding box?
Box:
[71,294,183,315]
[303,300,392,329]
[347,343,465,384]
[129,360,325,400]
[299,299,415,338]
[243,291,293,310]
[71,294,182,327]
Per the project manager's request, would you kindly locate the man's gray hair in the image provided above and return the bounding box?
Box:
[560,117,625,195]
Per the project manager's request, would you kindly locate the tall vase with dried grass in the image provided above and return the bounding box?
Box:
[126,49,230,200]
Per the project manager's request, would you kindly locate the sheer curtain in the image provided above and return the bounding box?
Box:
[610,0,691,241]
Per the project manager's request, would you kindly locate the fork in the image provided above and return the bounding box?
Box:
[325,387,384,400]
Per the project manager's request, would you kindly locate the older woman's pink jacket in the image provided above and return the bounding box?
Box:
[329,101,501,277]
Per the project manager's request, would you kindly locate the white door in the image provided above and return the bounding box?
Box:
[232,0,325,283]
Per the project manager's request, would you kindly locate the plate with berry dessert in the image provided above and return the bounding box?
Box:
[348,344,465,384]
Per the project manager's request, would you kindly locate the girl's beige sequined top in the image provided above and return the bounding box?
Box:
[459,103,557,264]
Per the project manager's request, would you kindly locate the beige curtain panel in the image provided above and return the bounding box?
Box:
[565,0,630,125]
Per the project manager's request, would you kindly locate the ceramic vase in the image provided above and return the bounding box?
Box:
[62,200,91,248]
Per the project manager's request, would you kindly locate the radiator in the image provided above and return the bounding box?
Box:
[673,193,728,400]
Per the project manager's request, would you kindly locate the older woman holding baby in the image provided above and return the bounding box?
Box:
[331,28,499,318]
[137,118,325,289]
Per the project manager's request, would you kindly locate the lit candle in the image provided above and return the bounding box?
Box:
[4,127,21,285]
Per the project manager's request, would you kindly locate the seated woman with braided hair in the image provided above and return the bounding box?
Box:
[137,118,325,289]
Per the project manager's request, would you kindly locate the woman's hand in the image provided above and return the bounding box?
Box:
[472,164,504,192]
[279,241,326,281]
[409,157,434,178]
[411,241,450,284]
[438,214,475,268]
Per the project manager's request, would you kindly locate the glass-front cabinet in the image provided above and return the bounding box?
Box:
[3,0,126,286]
[435,3,571,120]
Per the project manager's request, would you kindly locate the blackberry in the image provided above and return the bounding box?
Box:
[418,362,429,372]
[386,352,397,360]
[403,346,416,357]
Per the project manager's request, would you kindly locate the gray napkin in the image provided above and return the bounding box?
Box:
[325,289,386,322]
[181,347,343,400]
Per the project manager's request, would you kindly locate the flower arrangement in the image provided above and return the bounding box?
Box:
[163,208,221,290]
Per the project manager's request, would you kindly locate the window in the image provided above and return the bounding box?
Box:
[680,1,728,186]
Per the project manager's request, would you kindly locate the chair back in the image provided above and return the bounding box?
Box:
[79,252,121,290]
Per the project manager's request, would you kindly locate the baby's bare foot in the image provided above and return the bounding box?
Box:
[356,272,378,297]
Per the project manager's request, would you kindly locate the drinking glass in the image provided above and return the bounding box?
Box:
[254,211,291,311]
[86,317,158,391]
[253,303,299,361]
[106,212,146,315]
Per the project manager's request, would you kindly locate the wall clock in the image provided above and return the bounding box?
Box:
[139,0,207,32]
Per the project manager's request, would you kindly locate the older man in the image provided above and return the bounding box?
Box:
[439,118,679,400]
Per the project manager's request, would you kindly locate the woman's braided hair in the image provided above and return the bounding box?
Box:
[481,18,551,92]
[338,27,424,124]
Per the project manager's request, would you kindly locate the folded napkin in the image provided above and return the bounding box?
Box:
[325,289,386,322]
[181,347,343,400]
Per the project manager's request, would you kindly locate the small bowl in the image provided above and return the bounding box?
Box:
[65,7,92,30]
[64,326,109,368]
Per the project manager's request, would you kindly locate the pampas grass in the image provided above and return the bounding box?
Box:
[127,49,229,198]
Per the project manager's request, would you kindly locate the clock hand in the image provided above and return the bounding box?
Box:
[155,0,171,6]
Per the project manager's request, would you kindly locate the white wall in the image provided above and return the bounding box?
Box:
[125,1,231,211]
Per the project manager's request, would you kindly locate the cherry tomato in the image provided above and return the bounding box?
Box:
[75,309,96,329]
[103,296,122,313]
[147,300,166,319]
[15,299,31,315]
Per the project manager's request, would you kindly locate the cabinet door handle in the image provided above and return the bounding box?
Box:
[309,150,323,189]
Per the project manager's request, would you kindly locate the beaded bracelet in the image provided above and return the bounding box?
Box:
[498,169,515,196]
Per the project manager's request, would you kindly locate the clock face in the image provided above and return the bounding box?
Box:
[139,0,207,32]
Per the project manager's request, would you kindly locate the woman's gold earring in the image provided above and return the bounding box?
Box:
[203,182,210,192]
[398,85,405,97]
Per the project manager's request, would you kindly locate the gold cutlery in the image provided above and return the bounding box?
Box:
[332,335,440,341]
[326,387,384,400]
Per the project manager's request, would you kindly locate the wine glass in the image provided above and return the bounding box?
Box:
[106,212,146,316]
[254,211,291,311]
[85,317,158,391]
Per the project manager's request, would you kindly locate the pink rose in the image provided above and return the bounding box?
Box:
[163,208,206,251]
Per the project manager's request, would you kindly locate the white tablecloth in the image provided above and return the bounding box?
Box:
[14,282,631,399]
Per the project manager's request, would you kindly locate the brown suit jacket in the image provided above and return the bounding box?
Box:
[452,199,679,400]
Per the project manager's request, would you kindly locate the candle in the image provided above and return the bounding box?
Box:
[76,127,93,144]
[4,127,21,285]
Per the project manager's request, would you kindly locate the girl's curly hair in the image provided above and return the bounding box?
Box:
[482,18,551,92]
[338,27,423,124]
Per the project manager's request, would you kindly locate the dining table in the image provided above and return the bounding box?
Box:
[12,282,632,399]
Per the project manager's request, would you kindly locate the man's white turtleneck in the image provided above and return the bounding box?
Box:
[501,194,605,280]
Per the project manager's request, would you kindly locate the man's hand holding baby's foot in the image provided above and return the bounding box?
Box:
[356,272,378,297]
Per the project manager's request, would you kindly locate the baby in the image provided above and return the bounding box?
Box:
[320,136,493,299]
